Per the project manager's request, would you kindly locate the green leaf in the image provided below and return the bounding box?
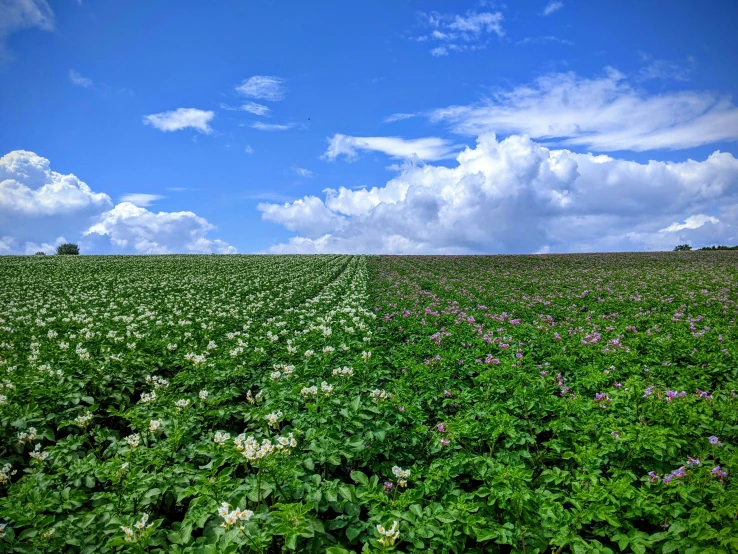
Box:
[350,470,369,486]
[346,525,362,541]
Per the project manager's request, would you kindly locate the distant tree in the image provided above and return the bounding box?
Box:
[56,243,80,255]
[34,251,46,256]
[673,244,692,251]
[698,245,738,250]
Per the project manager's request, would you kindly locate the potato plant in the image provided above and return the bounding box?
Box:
[0,252,736,553]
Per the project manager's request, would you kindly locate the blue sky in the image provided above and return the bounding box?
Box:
[1,0,738,254]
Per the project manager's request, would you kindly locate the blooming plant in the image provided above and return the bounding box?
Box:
[0,253,735,553]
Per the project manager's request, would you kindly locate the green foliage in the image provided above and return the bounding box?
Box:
[34,252,46,256]
[673,244,692,251]
[55,243,80,255]
[0,252,736,553]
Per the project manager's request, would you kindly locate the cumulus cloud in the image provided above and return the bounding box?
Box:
[236,76,286,101]
[417,10,503,55]
[82,202,236,254]
[0,150,112,246]
[542,1,564,15]
[143,108,215,134]
[0,150,235,255]
[659,214,719,233]
[69,69,93,87]
[429,68,738,152]
[0,0,54,58]
[323,134,459,162]
[259,134,738,254]
[119,194,164,207]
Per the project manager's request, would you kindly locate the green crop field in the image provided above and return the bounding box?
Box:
[0,252,736,553]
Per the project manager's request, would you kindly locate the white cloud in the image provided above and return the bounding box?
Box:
[120,193,164,207]
[384,113,416,123]
[68,69,93,87]
[637,53,695,82]
[245,145,254,154]
[260,134,738,254]
[220,101,271,116]
[542,1,564,16]
[417,10,503,56]
[251,122,294,131]
[0,0,54,58]
[83,202,236,254]
[322,134,460,162]
[143,108,215,134]
[0,150,235,255]
[517,36,573,46]
[429,67,738,152]
[0,150,112,245]
[659,214,719,233]
[294,167,313,177]
[236,76,286,101]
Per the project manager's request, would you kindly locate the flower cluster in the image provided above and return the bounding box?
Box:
[234,432,297,461]
[1,463,17,485]
[265,410,283,427]
[121,513,153,543]
[371,389,388,401]
[391,465,410,487]
[74,412,93,428]
[333,366,354,378]
[217,502,254,529]
[213,431,231,445]
[17,427,38,444]
[377,521,400,547]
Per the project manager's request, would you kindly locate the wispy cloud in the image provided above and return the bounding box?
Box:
[517,36,573,46]
[542,1,564,16]
[637,52,695,82]
[323,134,459,162]
[294,167,313,177]
[417,10,504,56]
[384,113,416,123]
[236,76,286,101]
[0,0,54,59]
[120,194,165,207]
[220,101,271,116]
[428,67,738,152]
[245,145,254,154]
[245,192,296,203]
[69,69,93,87]
[166,187,191,192]
[143,108,215,134]
[251,122,294,131]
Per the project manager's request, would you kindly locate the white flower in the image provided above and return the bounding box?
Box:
[199,390,209,400]
[139,391,157,404]
[301,385,318,397]
[175,399,191,409]
[323,346,335,353]
[167,343,178,351]
[371,389,388,401]
[304,350,314,358]
[29,443,49,462]
[265,411,283,427]
[377,521,400,546]
[149,419,163,433]
[361,351,371,361]
[392,465,410,487]
[207,341,217,350]
[321,381,333,395]
[124,434,141,449]
[74,412,93,428]
[213,431,231,445]
[332,366,354,378]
